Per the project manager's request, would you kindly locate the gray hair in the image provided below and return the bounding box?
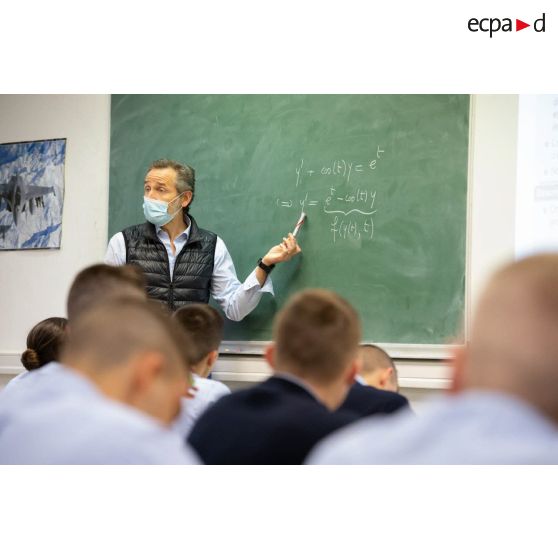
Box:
[148,159,196,211]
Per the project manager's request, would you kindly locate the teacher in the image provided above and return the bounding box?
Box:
[105,159,301,319]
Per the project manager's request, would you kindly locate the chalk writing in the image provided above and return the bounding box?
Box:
[279,147,385,244]
[330,216,375,243]
[294,147,385,187]
[324,187,377,215]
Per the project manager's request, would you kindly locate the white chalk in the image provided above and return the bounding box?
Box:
[292,211,306,237]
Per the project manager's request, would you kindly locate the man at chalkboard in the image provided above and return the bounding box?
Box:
[105,159,301,318]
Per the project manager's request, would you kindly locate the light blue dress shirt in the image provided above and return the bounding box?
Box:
[0,363,200,464]
[104,219,274,321]
[1,368,35,394]
[172,374,231,438]
[306,391,558,464]
[1,361,59,399]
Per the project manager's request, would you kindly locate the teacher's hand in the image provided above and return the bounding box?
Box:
[262,233,302,265]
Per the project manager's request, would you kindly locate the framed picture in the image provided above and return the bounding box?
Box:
[0,138,66,250]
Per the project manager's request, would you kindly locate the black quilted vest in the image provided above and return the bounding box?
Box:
[122,213,217,311]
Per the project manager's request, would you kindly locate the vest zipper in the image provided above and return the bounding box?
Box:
[171,234,192,297]
[169,236,190,310]
[152,237,173,309]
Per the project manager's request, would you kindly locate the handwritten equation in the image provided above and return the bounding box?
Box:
[330,215,374,243]
[277,187,376,214]
[324,187,377,216]
[277,146,385,244]
[294,145,385,187]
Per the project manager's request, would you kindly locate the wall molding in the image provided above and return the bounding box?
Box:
[0,352,451,390]
[0,352,23,375]
[212,356,451,390]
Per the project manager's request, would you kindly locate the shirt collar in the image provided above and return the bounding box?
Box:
[156,215,191,242]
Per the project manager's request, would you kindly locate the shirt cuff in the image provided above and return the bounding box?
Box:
[243,269,275,295]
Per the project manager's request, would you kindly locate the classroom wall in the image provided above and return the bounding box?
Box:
[0,95,111,381]
[0,94,518,399]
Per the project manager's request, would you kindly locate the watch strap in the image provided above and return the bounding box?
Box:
[257,257,275,274]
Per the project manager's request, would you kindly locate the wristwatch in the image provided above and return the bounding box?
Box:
[257,257,275,274]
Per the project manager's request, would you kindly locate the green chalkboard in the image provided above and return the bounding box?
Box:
[109,95,469,348]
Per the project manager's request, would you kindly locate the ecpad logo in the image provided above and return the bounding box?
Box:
[468,13,546,37]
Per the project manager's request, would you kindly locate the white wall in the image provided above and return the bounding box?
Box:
[0,95,519,401]
[468,95,518,319]
[0,95,111,380]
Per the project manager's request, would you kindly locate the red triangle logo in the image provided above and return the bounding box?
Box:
[516,19,530,31]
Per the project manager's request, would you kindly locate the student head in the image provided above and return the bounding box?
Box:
[66,263,147,321]
[358,344,399,392]
[266,289,362,410]
[61,298,193,425]
[20,317,68,371]
[452,253,558,424]
[144,159,195,216]
[173,304,224,378]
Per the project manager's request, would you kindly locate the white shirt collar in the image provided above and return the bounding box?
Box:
[156,215,191,241]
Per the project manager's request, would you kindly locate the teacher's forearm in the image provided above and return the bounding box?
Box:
[255,255,275,286]
[256,266,268,287]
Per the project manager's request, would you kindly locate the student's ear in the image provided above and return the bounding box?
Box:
[206,349,219,370]
[378,367,394,389]
[181,371,194,397]
[264,344,276,370]
[449,345,466,394]
[345,355,361,386]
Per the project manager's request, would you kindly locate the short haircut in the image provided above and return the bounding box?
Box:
[273,289,361,384]
[173,304,224,364]
[66,264,146,321]
[21,317,68,371]
[148,159,195,212]
[467,253,558,422]
[62,298,193,375]
[359,344,398,380]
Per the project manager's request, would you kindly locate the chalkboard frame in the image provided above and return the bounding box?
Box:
[220,340,457,359]
[109,94,473,359]
[223,94,473,359]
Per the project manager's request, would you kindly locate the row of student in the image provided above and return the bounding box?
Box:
[0,263,407,463]
[2,255,558,463]
[0,265,408,463]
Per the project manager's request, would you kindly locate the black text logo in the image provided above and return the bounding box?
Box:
[468,13,546,37]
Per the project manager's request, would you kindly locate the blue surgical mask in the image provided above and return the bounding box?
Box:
[143,192,184,227]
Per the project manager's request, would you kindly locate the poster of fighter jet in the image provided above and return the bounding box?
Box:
[0,138,66,250]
